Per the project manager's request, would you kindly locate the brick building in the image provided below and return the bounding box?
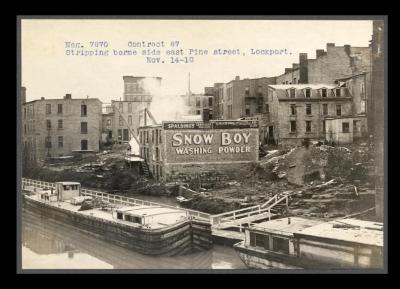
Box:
[186,93,214,120]
[277,44,371,85]
[123,76,161,102]
[266,84,357,145]
[210,76,276,120]
[104,76,162,143]
[22,94,102,165]
[138,120,259,181]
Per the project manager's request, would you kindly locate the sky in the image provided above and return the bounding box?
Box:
[21,19,373,104]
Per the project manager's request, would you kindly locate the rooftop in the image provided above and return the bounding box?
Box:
[269,84,337,90]
[250,217,323,237]
[117,206,185,217]
[295,218,383,247]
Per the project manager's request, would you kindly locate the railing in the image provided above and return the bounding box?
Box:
[21,178,210,221]
[210,194,289,227]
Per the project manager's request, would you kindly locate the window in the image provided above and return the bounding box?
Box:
[360,82,365,99]
[151,130,154,143]
[257,86,263,97]
[81,122,88,134]
[81,104,87,116]
[24,107,26,119]
[58,119,63,129]
[342,122,350,133]
[128,102,132,113]
[266,104,269,113]
[272,237,290,254]
[321,89,327,98]
[107,119,111,126]
[196,97,201,107]
[45,136,52,148]
[46,120,51,130]
[360,101,366,113]
[119,117,123,126]
[159,130,162,144]
[24,124,26,134]
[128,115,132,125]
[289,89,296,98]
[306,104,312,115]
[336,104,342,116]
[306,121,312,132]
[323,104,328,115]
[290,104,296,115]
[58,136,63,148]
[305,89,311,98]
[290,121,296,133]
[58,104,63,114]
[119,103,123,112]
[293,78,297,84]
[196,110,201,115]
[117,212,123,220]
[323,121,326,133]
[245,86,250,96]
[336,88,341,97]
[208,97,213,107]
[46,104,51,114]
[245,108,250,116]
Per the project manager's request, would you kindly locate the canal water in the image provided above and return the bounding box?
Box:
[21,211,247,270]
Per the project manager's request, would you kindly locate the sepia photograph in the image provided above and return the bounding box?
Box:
[17,16,387,273]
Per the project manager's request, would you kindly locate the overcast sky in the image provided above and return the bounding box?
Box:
[21,19,373,103]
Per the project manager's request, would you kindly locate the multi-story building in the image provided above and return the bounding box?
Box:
[276,43,371,85]
[123,76,161,102]
[266,84,360,145]
[22,93,102,165]
[219,76,277,120]
[138,120,259,181]
[106,76,162,143]
[186,93,214,120]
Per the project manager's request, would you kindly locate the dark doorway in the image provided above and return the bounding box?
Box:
[123,129,129,141]
[81,139,88,150]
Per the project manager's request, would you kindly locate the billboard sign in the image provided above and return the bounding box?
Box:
[163,121,259,164]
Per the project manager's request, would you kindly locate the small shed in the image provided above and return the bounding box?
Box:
[55,182,81,201]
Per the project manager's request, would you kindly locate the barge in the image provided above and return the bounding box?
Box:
[234,217,384,269]
[22,182,213,256]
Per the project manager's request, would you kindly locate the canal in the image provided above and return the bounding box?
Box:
[21,211,247,270]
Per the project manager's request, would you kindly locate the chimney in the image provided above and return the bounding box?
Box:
[235,76,240,81]
[285,68,292,74]
[299,53,308,84]
[316,49,325,58]
[64,94,72,99]
[292,63,299,69]
[202,108,210,123]
[327,43,335,49]
[344,44,351,55]
[41,97,45,100]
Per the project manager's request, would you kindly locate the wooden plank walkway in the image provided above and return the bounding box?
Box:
[215,212,276,230]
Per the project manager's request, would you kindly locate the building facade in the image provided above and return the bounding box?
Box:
[123,76,161,102]
[277,44,371,85]
[22,94,102,165]
[138,120,259,182]
[266,84,356,145]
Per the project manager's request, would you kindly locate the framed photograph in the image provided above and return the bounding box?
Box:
[16,16,387,274]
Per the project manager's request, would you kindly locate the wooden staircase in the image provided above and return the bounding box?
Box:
[141,161,151,178]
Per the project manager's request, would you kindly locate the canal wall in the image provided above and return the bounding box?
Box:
[23,196,212,256]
